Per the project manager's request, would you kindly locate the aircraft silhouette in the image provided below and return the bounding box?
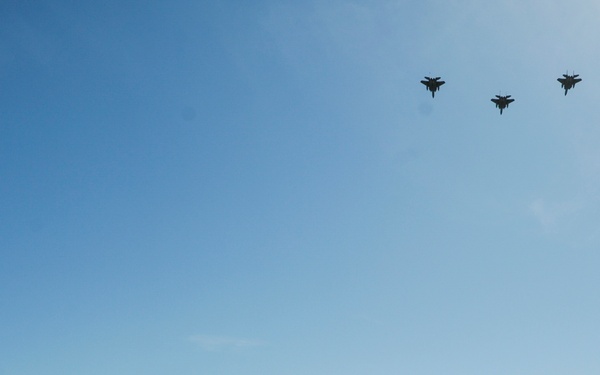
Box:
[420,76,445,98]
[491,94,514,115]
[557,71,582,95]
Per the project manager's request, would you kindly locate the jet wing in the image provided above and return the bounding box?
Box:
[557,78,567,84]
[574,78,582,84]
[435,81,445,88]
[506,98,514,104]
[420,80,428,85]
[491,98,500,104]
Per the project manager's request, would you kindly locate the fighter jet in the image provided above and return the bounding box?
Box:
[557,71,582,95]
[491,95,514,115]
[420,76,445,98]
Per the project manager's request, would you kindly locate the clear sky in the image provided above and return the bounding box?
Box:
[2,1,600,374]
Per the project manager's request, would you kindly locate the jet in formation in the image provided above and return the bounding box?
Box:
[420,76,445,98]
[491,95,514,115]
[557,71,582,95]
[420,71,581,113]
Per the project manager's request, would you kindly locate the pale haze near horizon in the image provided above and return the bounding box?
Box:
[2,1,600,374]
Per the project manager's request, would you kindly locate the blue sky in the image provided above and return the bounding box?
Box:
[2,1,600,374]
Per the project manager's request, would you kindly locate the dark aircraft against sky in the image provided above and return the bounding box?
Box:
[491,95,514,115]
[420,76,445,98]
[557,71,582,95]
[421,70,580,113]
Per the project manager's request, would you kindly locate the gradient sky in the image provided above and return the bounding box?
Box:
[2,1,600,374]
